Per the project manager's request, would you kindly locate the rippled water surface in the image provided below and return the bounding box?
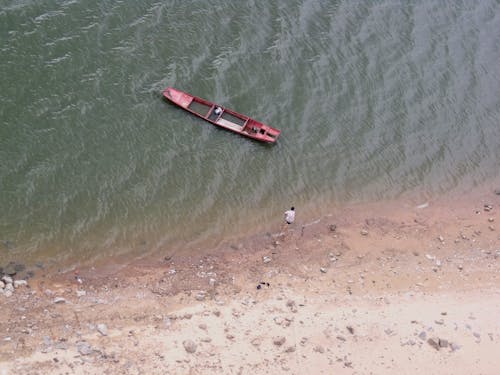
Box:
[1,0,499,265]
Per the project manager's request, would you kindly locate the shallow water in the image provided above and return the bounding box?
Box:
[1,0,499,266]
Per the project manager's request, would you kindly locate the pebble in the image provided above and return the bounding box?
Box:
[273,336,286,346]
[76,290,86,297]
[360,229,369,236]
[427,337,440,350]
[53,297,66,304]
[183,340,197,353]
[320,267,327,273]
[313,345,325,353]
[263,256,271,264]
[1,276,13,284]
[97,323,108,336]
[76,341,93,356]
[13,280,28,288]
[195,291,206,301]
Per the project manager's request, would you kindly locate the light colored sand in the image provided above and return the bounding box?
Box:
[1,188,499,374]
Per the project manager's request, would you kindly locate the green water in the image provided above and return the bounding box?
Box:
[1,0,499,268]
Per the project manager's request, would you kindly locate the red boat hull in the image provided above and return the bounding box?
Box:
[163,87,280,144]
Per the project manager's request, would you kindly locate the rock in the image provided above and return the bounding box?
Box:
[336,335,346,341]
[286,300,298,313]
[0,280,4,289]
[320,267,327,273]
[360,229,368,236]
[273,336,286,346]
[484,204,493,212]
[313,345,325,353]
[183,340,197,353]
[285,345,296,353]
[346,326,354,334]
[450,342,461,351]
[1,275,13,284]
[329,224,337,232]
[97,324,108,336]
[438,235,444,242]
[438,338,448,348]
[4,264,16,276]
[53,297,66,304]
[76,290,86,297]
[5,283,14,293]
[435,319,444,325]
[427,337,440,350]
[13,280,28,288]
[4,290,13,297]
[76,341,93,356]
[418,331,427,340]
[195,291,206,301]
[263,256,271,264]
[494,189,500,195]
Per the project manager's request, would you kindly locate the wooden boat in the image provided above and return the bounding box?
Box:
[163,87,280,143]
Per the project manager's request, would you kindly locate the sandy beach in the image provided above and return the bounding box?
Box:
[1,187,499,374]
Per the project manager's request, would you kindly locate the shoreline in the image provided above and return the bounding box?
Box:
[1,187,499,374]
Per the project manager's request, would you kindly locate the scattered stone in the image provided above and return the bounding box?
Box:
[263,256,271,264]
[435,319,444,325]
[438,338,448,348]
[195,291,206,301]
[418,331,427,340]
[273,336,286,346]
[76,290,86,297]
[76,341,93,356]
[313,345,325,353]
[320,267,327,273]
[1,276,13,284]
[53,297,66,304]
[494,189,500,195]
[329,224,337,232]
[97,324,108,336]
[457,265,463,271]
[427,337,440,350]
[346,326,354,334]
[198,324,207,331]
[13,280,28,288]
[183,340,197,353]
[0,280,4,289]
[284,345,296,353]
[360,229,369,236]
[484,204,493,212]
[488,217,495,222]
[425,254,435,260]
[438,236,444,243]
[336,335,346,342]
[4,283,14,293]
[4,264,16,276]
[286,300,298,313]
[451,342,461,351]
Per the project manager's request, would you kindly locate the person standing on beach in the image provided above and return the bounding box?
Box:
[281,206,295,238]
[285,206,295,225]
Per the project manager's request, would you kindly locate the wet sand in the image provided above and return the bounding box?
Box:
[1,187,499,374]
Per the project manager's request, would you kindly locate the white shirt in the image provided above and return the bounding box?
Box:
[284,209,295,224]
